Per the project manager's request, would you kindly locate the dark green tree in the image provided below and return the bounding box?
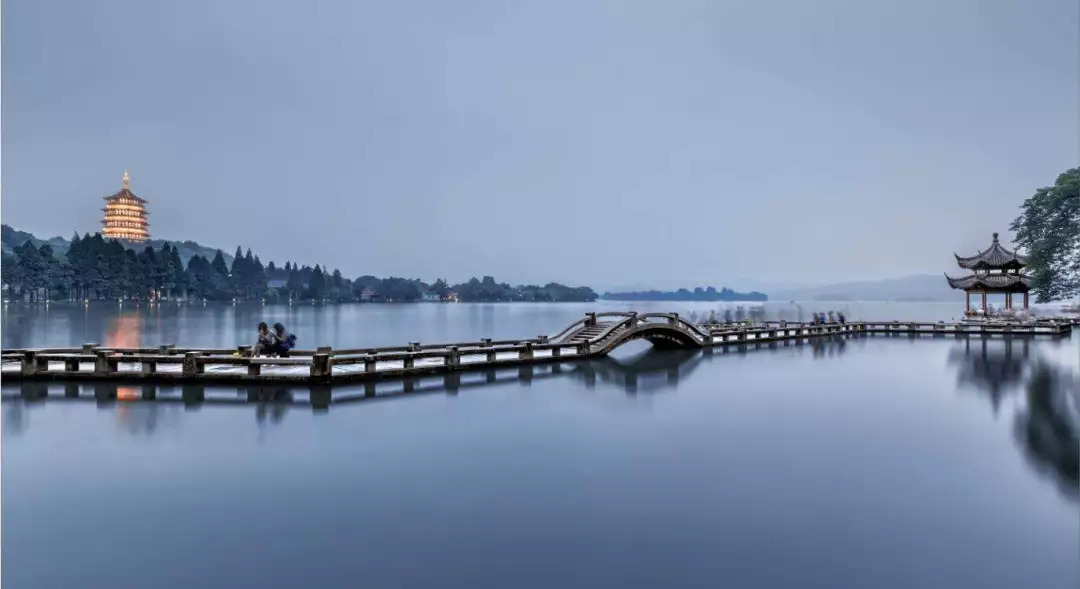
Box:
[1011,168,1079,302]
[309,265,326,299]
[286,267,304,300]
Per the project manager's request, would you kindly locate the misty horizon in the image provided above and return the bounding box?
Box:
[4,0,1077,288]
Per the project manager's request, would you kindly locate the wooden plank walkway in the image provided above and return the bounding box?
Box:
[1,312,1073,387]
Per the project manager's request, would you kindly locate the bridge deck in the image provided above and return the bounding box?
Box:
[1,314,1073,390]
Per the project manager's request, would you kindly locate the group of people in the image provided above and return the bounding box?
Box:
[693,307,766,326]
[811,311,846,325]
[250,322,297,357]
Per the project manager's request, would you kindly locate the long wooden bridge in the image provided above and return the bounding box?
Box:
[1,312,1074,389]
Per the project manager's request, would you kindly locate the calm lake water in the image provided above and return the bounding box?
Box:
[2,302,1078,588]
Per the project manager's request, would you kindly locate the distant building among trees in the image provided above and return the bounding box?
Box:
[101,170,150,242]
[1,225,596,304]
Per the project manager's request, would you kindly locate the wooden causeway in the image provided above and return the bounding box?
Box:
[1,312,1073,387]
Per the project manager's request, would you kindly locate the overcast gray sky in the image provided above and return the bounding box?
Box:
[3,0,1077,289]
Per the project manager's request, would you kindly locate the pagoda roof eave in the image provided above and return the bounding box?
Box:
[944,272,1031,291]
[103,188,148,204]
[954,233,1028,270]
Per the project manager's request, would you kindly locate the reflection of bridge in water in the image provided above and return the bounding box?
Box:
[948,336,1078,501]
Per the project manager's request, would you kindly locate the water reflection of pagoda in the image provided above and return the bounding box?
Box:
[101,170,150,242]
[948,338,1030,413]
[106,313,142,401]
[948,337,1079,501]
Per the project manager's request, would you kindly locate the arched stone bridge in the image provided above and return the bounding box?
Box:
[549,312,710,355]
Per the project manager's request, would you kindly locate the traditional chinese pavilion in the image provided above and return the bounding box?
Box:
[101,170,150,242]
[945,232,1030,314]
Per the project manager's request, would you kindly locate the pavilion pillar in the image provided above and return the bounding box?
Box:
[1023,292,1029,310]
[1005,293,1011,310]
[965,292,970,312]
[981,291,987,314]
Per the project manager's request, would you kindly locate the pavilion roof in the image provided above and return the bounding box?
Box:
[954,233,1027,269]
[944,273,1030,291]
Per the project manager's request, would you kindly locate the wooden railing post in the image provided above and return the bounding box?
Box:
[403,354,415,369]
[408,342,420,352]
[95,351,117,375]
[247,360,261,376]
[21,351,39,376]
[364,354,377,373]
[668,312,679,326]
[445,346,460,368]
[82,343,99,354]
[310,353,332,382]
[182,352,203,376]
[486,347,498,362]
[551,346,562,358]
[520,342,534,360]
[576,342,590,356]
[585,313,597,327]
[142,359,158,375]
[64,357,81,372]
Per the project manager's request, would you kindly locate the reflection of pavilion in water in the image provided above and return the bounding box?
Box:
[948,336,1078,501]
[948,337,1031,414]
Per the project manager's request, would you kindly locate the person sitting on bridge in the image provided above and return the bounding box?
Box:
[837,312,846,325]
[250,322,278,357]
[272,322,297,357]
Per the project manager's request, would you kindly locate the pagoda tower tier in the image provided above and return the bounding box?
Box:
[945,232,1030,313]
[101,170,150,242]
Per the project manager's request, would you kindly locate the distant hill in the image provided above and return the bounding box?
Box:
[1,225,233,266]
[0,226,69,257]
[770,274,956,302]
[602,286,767,302]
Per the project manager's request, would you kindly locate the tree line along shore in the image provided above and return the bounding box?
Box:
[0,227,597,303]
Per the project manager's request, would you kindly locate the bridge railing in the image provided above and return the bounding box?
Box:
[635,312,711,341]
[548,312,638,342]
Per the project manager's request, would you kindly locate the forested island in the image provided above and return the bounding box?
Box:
[0,225,597,303]
[602,286,767,302]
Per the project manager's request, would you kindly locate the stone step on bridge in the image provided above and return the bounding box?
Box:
[0,313,1073,388]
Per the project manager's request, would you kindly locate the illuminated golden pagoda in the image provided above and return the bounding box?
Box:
[101,169,150,242]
